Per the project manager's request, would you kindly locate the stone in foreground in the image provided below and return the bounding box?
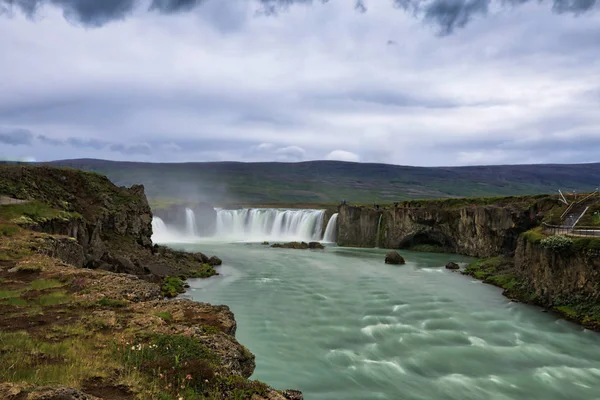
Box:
[385,251,405,265]
[445,262,460,270]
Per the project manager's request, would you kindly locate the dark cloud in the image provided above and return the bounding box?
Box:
[110,143,152,155]
[37,134,63,145]
[66,137,108,149]
[2,0,599,34]
[422,0,489,35]
[0,127,34,145]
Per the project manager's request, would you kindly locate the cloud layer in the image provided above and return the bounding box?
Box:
[1,0,599,165]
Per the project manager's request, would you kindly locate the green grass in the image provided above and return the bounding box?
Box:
[571,237,600,252]
[521,227,546,244]
[0,201,81,223]
[1,297,28,306]
[0,223,19,237]
[0,289,23,300]
[187,263,217,279]
[154,312,173,322]
[28,279,64,291]
[36,290,71,306]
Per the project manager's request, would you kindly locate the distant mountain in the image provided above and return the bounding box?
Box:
[43,159,600,204]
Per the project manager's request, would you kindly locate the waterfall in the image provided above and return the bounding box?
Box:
[152,216,178,243]
[216,209,325,242]
[323,213,339,243]
[185,208,198,237]
[376,214,383,248]
[152,216,168,237]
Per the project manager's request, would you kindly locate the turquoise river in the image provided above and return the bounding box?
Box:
[166,242,600,400]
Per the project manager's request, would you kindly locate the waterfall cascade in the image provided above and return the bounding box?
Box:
[185,208,198,237]
[151,216,179,243]
[216,208,325,242]
[323,213,339,243]
[152,208,328,243]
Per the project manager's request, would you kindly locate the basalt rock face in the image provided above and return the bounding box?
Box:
[337,202,552,257]
[0,166,215,277]
[514,236,600,307]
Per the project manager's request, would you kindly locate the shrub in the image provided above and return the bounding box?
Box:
[97,298,129,308]
[161,277,185,298]
[188,264,216,279]
[540,235,573,252]
[154,312,173,322]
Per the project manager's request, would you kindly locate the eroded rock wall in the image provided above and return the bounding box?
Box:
[337,202,546,257]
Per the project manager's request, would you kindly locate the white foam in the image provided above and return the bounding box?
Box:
[468,336,488,347]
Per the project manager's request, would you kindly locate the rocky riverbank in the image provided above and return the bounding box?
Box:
[0,165,302,399]
[462,229,600,331]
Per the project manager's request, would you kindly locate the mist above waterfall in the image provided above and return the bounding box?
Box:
[152,207,328,243]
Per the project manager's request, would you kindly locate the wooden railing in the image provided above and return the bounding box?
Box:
[542,223,600,237]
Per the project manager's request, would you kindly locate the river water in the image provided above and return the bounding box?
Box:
[168,242,600,400]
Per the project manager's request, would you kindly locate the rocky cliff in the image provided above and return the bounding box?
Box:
[513,234,600,329]
[0,165,303,399]
[337,196,559,257]
[0,165,216,277]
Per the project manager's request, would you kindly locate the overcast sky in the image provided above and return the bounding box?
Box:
[1,0,599,166]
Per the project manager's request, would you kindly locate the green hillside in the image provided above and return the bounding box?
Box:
[32,159,600,204]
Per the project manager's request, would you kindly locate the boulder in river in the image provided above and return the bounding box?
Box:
[208,256,223,266]
[308,242,325,249]
[385,251,405,265]
[445,262,460,270]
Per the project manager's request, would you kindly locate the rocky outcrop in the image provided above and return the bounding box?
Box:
[337,198,558,257]
[0,165,218,277]
[0,384,101,400]
[514,236,600,308]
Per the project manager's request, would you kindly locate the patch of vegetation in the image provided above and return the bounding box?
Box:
[1,297,28,306]
[201,325,221,335]
[154,312,173,322]
[553,300,600,330]
[96,297,129,308]
[28,279,65,291]
[540,235,573,252]
[0,330,119,388]
[485,274,519,290]
[576,203,600,227]
[0,201,81,224]
[0,223,19,237]
[0,289,24,300]
[188,264,217,279]
[118,334,220,395]
[36,290,71,306]
[570,237,600,253]
[0,247,33,262]
[521,227,546,244]
[463,256,520,292]
[161,277,185,298]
